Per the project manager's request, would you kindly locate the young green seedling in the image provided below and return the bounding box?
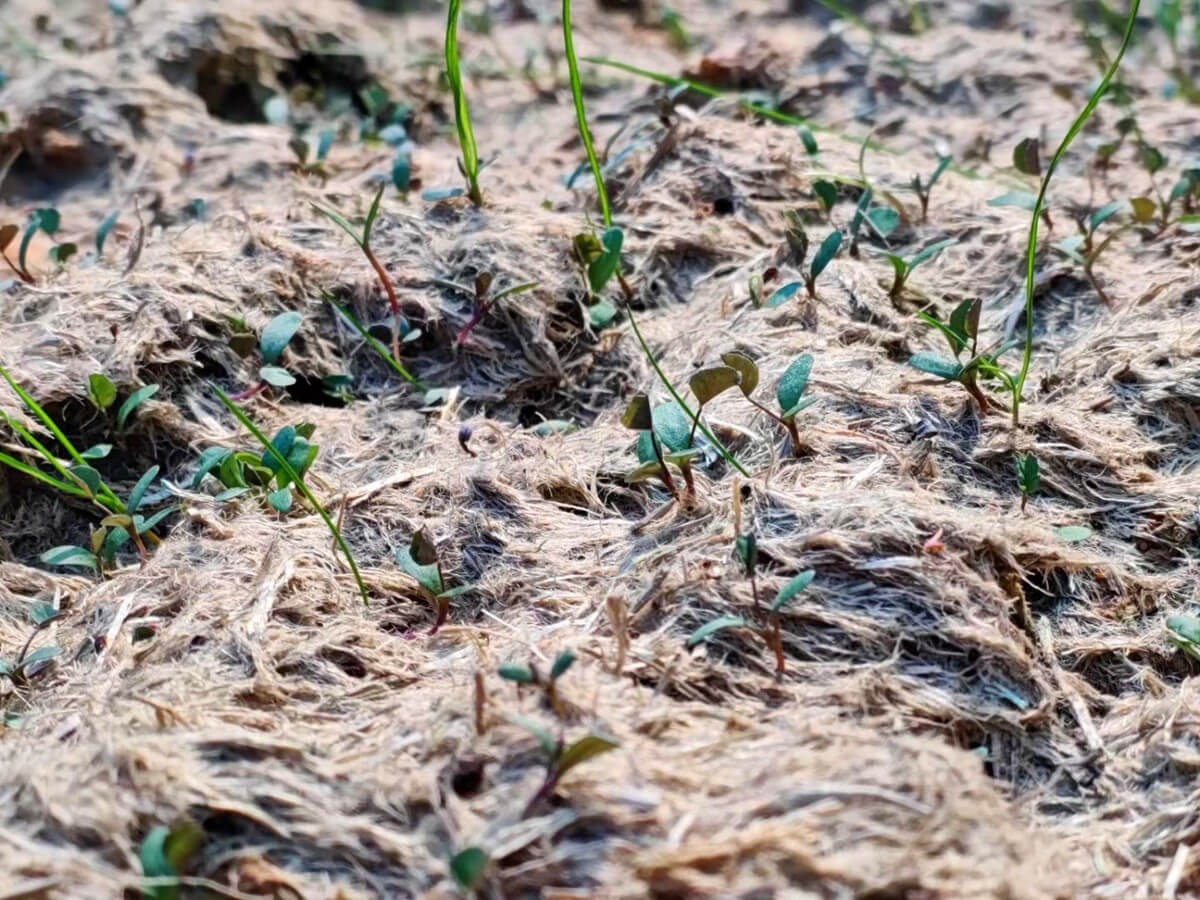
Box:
[95,210,120,257]
[139,820,204,900]
[499,650,576,717]
[688,568,815,674]
[450,847,489,893]
[1015,453,1039,512]
[396,527,472,633]
[87,373,160,434]
[0,600,63,687]
[1052,200,1125,305]
[885,238,955,300]
[455,272,540,344]
[446,0,483,205]
[509,716,620,816]
[312,185,406,361]
[326,296,423,390]
[191,422,318,515]
[229,311,303,399]
[770,218,843,301]
[289,129,334,177]
[908,297,1019,413]
[621,393,683,500]
[911,153,951,222]
[848,188,901,257]
[720,352,816,454]
[213,385,368,603]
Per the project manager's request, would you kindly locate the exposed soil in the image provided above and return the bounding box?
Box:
[1,0,1200,897]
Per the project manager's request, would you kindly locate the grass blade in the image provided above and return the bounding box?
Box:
[327,296,423,390]
[446,0,482,205]
[212,384,369,603]
[563,0,611,225]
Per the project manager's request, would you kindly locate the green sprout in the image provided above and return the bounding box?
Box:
[326,296,422,390]
[621,393,685,501]
[191,422,318,514]
[227,311,303,399]
[213,385,367,603]
[450,847,489,893]
[1168,613,1200,663]
[95,210,120,257]
[86,373,160,434]
[688,566,815,674]
[771,216,843,301]
[885,238,955,300]
[289,129,334,176]
[1052,200,1126,306]
[446,0,483,205]
[509,717,620,817]
[1012,0,1140,428]
[312,185,407,362]
[0,601,63,687]
[1016,453,1039,512]
[499,649,577,717]
[396,527,472,633]
[912,153,952,221]
[908,297,1021,413]
[454,272,540,344]
[720,351,816,454]
[139,820,203,900]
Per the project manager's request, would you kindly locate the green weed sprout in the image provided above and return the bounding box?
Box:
[1016,453,1039,512]
[908,297,1020,413]
[95,211,120,257]
[509,716,620,817]
[396,527,472,634]
[885,238,955,300]
[139,820,203,900]
[688,564,815,675]
[289,129,334,177]
[847,189,900,257]
[721,351,816,454]
[191,422,318,515]
[912,153,952,221]
[312,185,406,362]
[446,0,483,205]
[1,210,75,281]
[770,219,843,301]
[499,650,576,717]
[450,847,488,892]
[326,296,422,390]
[455,272,539,344]
[1052,200,1126,306]
[621,393,685,500]
[87,373,159,434]
[213,385,368,603]
[0,601,63,686]
[0,364,170,570]
[1013,0,1140,428]
[227,311,303,399]
[562,0,748,478]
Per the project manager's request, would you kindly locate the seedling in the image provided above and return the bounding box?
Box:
[228,310,303,399]
[139,820,203,900]
[688,568,815,674]
[212,385,368,603]
[289,129,334,176]
[191,422,318,514]
[572,229,622,327]
[0,601,63,686]
[721,351,816,454]
[450,847,489,893]
[908,297,1020,413]
[312,185,406,361]
[911,153,951,221]
[621,393,683,500]
[87,373,159,433]
[510,716,619,816]
[396,527,471,633]
[772,217,842,300]
[446,0,483,205]
[1051,200,1126,305]
[455,272,539,344]
[1012,0,1139,428]
[499,650,576,717]
[0,364,169,570]
[95,210,120,256]
[885,238,955,300]
[847,188,900,257]
[1016,453,1039,512]
[1167,613,1200,663]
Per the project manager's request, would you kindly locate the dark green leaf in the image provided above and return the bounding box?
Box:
[88,373,117,410]
[773,569,814,612]
[397,545,442,595]
[81,443,112,460]
[392,150,411,193]
[1088,200,1124,232]
[865,206,900,236]
[49,242,77,264]
[116,384,159,431]
[550,650,576,680]
[267,488,293,513]
[259,311,303,364]
[798,126,818,155]
[813,179,838,211]
[69,465,102,495]
[1013,137,1041,175]
[809,230,842,279]
[40,545,98,571]
[136,506,176,535]
[721,351,759,397]
[1016,453,1039,497]
[587,227,623,294]
[686,615,749,647]
[908,238,956,270]
[259,366,296,387]
[776,355,813,415]
[450,848,488,891]
[289,137,309,165]
[315,129,334,162]
[621,394,652,431]
[30,601,59,625]
[192,447,231,488]
[735,532,757,577]
[689,366,739,405]
[555,733,619,777]
[96,210,119,255]
[127,465,159,514]
[588,300,618,329]
[498,663,535,683]
[19,645,60,678]
[764,281,803,308]
[908,352,963,380]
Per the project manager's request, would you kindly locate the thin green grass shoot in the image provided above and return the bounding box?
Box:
[446,0,483,205]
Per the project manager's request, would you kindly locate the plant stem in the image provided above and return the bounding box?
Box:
[563,0,610,227]
[1013,0,1139,428]
[363,245,403,361]
[446,0,482,205]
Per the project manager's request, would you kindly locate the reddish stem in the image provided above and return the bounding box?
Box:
[228,381,267,402]
[455,301,491,344]
[364,245,402,361]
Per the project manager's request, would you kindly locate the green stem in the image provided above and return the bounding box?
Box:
[446,0,482,205]
[1013,0,1139,428]
[562,0,610,226]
